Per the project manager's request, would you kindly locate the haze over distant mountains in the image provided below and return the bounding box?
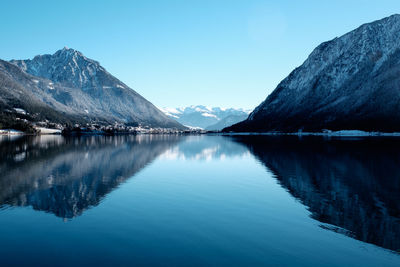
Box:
[161,105,250,130]
[0,47,184,130]
[225,14,400,133]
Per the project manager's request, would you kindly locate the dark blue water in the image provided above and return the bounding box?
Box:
[0,135,399,266]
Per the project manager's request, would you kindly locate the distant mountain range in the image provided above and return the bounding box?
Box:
[161,105,250,130]
[225,14,400,133]
[0,47,184,131]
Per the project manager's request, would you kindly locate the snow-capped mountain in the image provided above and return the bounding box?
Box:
[11,47,105,90]
[2,47,184,129]
[161,105,250,130]
[225,14,400,132]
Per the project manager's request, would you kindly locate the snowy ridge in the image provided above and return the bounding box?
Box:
[161,105,250,130]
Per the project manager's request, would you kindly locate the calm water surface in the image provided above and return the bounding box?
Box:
[0,134,399,266]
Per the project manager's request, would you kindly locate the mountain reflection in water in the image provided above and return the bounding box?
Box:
[232,135,400,252]
[0,135,181,219]
[0,134,399,254]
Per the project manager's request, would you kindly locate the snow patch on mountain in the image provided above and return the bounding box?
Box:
[201,113,217,118]
[161,105,250,130]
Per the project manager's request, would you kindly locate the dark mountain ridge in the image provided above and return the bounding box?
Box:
[225,14,400,132]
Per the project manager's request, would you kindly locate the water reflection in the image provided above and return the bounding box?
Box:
[0,134,399,253]
[0,135,181,219]
[159,135,249,161]
[232,135,400,252]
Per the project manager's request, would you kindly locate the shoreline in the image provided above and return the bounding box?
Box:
[3,129,400,137]
[217,130,400,137]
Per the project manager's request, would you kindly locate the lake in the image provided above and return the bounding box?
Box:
[0,134,399,266]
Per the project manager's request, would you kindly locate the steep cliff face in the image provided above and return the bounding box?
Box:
[226,14,400,132]
[4,48,184,129]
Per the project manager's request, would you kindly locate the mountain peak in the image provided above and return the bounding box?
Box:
[4,50,185,129]
[51,47,92,66]
[11,47,104,89]
[56,46,84,57]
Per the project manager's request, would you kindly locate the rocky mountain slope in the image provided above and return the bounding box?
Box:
[1,48,184,129]
[225,14,400,132]
[205,114,248,131]
[162,105,249,130]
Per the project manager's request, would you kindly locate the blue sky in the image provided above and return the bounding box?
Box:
[1,0,399,109]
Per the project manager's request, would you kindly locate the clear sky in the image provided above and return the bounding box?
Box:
[1,0,399,109]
